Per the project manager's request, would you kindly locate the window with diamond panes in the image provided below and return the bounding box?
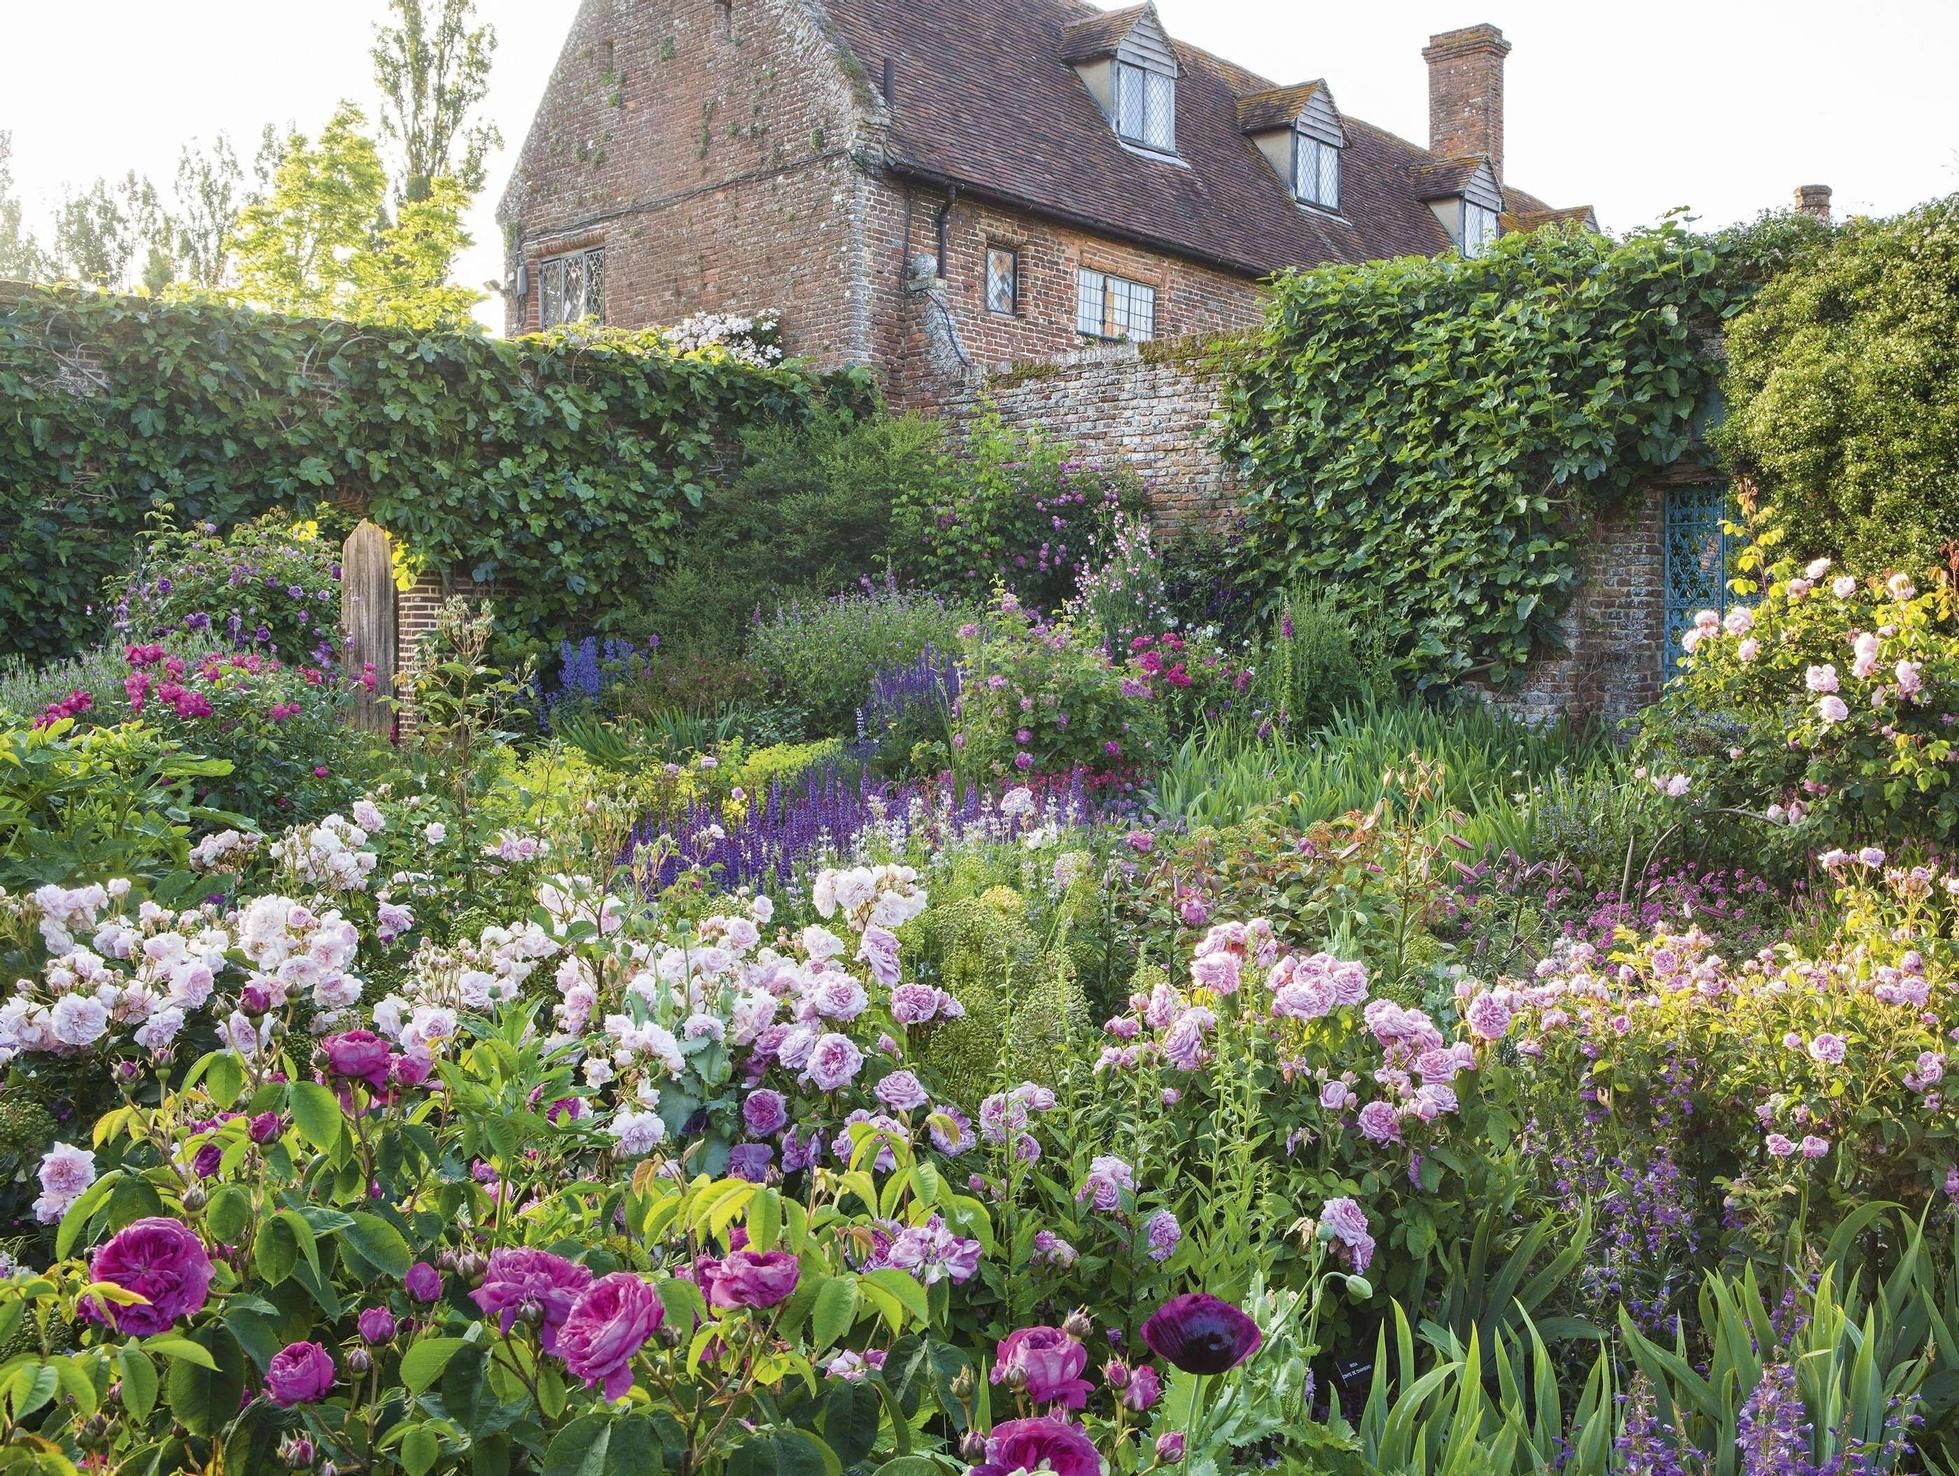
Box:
[1663,485,1747,679]
[1295,135,1340,210]
[985,247,1018,315]
[1115,62,1176,152]
[1462,204,1499,259]
[1076,268,1155,341]
[539,248,604,327]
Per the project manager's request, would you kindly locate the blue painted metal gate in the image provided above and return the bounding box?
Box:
[1662,485,1739,677]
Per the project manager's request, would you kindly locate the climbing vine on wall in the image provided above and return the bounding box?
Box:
[1219,224,1741,688]
[0,286,862,663]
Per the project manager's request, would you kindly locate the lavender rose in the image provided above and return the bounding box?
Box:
[82,1218,214,1336]
[1142,1293,1262,1375]
[557,1272,665,1400]
[265,1341,335,1406]
[804,1033,864,1092]
[969,1417,1101,1476]
[698,1249,801,1310]
[990,1326,1094,1409]
[471,1249,594,1353]
[741,1089,788,1136]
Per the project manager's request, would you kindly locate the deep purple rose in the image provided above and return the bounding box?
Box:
[192,1143,223,1179]
[322,1030,391,1091]
[265,1341,335,1406]
[357,1306,397,1344]
[83,1218,214,1336]
[969,1417,1101,1476]
[248,1112,284,1145]
[471,1249,593,1352]
[405,1261,443,1303]
[698,1249,800,1311]
[1142,1293,1262,1375]
[556,1272,664,1401]
[990,1326,1093,1409]
[741,1089,788,1137]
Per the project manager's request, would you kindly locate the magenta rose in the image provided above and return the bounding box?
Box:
[556,1272,665,1401]
[471,1249,593,1353]
[698,1249,801,1311]
[1142,1293,1262,1375]
[321,1030,391,1091]
[82,1218,214,1336]
[357,1306,397,1344]
[405,1261,443,1303]
[265,1341,335,1406]
[990,1326,1093,1409]
[970,1417,1101,1476]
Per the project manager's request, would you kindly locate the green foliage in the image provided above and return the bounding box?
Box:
[891,410,1144,614]
[1221,224,1738,687]
[635,407,944,660]
[0,286,851,664]
[229,101,478,329]
[1252,583,1395,732]
[1718,194,1959,574]
[748,583,970,738]
[0,721,233,896]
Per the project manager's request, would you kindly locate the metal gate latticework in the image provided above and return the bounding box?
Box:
[1663,486,1738,677]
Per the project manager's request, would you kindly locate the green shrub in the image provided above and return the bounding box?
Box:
[1718,194,1959,574]
[114,510,344,664]
[748,581,970,737]
[1637,518,1959,847]
[1253,583,1394,731]
[892,410,1144,613]
[950,592,1168,782]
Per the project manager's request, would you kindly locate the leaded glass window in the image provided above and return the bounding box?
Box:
[539,248,604,327]
[1462,204,1499,259]
[1295,135,1340,210]
[986,247,1018,315]
[1114,62,1176,152]
[1663,485,1745,678]
[1076,268,1156,341]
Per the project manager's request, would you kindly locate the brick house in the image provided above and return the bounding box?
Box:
[497,0,1594,402]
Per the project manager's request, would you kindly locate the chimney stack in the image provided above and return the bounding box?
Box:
[1794,184,1833,223]
[1422,24,1512,178]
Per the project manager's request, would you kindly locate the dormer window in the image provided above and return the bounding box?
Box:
[1463,202,1500,258]
[1115,61,1175,152]
[1411,157,1504,260]
[1061,5,1181,157]
[1239,81,1345,214]
[1294,134,1339,211]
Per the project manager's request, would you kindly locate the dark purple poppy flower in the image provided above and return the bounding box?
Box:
[1142,1293,1262,1375]
[969,1417,1101,1476]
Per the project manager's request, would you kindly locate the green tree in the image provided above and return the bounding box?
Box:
[1718,195,1959,574]
[170,133,258,288]
[0,132,49,281]
[371,0,501,202]
[51,174,158,289]
[230,102,477,329]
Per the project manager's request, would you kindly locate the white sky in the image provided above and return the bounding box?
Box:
[6,0,1957,333]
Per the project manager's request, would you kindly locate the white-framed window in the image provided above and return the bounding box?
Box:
[1076,268,1156,341]
[985,246,1019,316]
[1462,204,1500,259]
[539,247,604,327]
[1294,134,1340,211]
[1113,61,1176,152]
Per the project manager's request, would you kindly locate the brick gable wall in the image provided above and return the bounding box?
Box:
[498,0,885,366]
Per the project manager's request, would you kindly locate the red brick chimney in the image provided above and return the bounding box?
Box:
[1422,24,1512,178]
[1794,184,1833,222]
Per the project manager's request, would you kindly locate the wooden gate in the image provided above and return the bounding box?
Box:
[340,521,396,736]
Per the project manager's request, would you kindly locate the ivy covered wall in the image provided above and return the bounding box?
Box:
[0,286,859,664]
[1218,225,1744,689]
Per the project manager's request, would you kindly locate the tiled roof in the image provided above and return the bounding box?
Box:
[1409,157,1490,201]
[1502,205,1601,233]
[817,0,1578,278]
[1235,82,1326,135]
[1057,5,1152,64]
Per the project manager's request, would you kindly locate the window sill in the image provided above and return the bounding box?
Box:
[1113,138,1188,168]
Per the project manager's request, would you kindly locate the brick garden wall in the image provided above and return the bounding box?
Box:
[932,341,1239,532]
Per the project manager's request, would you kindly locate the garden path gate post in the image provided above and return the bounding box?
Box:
[340,521,397,737]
